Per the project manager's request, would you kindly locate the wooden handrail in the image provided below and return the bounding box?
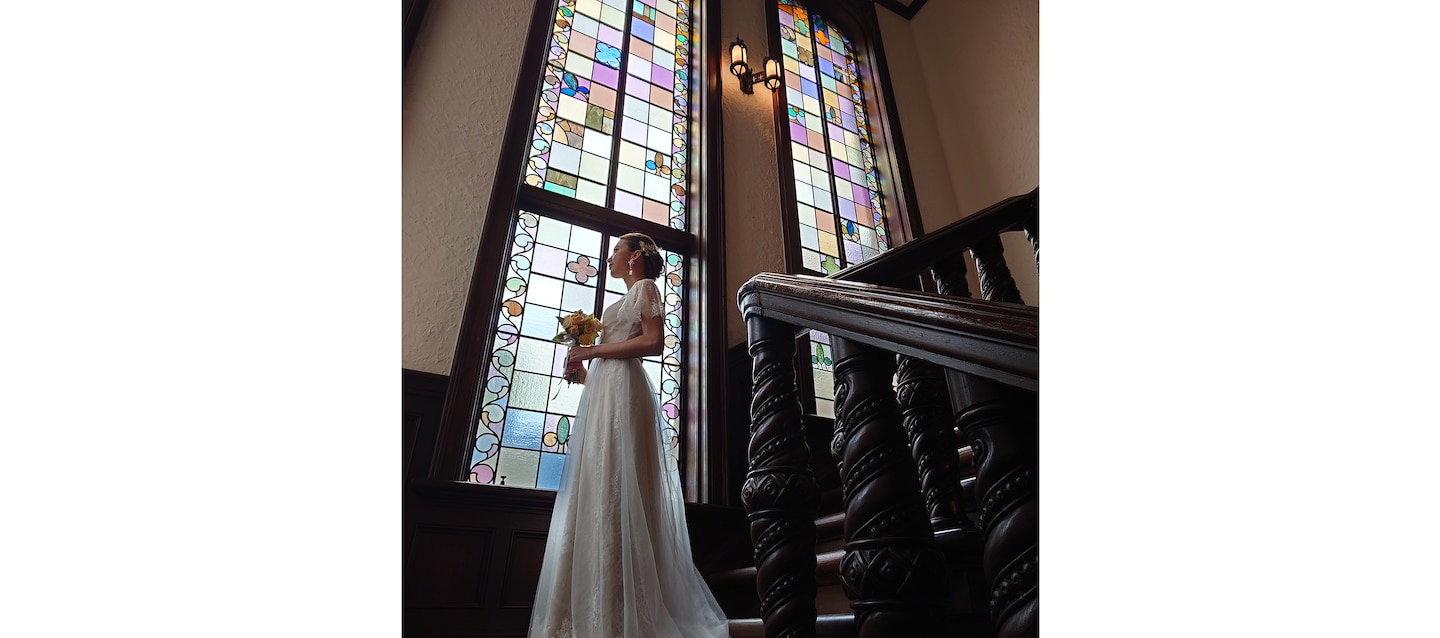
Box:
[737,273,1038,391]
[831,187,1038,288]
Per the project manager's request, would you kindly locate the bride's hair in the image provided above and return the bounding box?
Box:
[620,233,664,280]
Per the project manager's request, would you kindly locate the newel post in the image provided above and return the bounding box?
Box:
[742,313,818,638]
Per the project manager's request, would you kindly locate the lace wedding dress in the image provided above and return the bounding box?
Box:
[527,279,729,638]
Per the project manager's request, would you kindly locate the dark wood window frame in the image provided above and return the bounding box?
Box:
[425,0,732,504]
[764,0,926,413]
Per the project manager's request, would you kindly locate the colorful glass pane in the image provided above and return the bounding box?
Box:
[808,329,835,419]
[526,0,622,206]
[525,0,691,231]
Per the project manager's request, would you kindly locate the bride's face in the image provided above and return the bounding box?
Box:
[607,240,636,278]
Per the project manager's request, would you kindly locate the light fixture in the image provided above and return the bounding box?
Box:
[729,35,782,94]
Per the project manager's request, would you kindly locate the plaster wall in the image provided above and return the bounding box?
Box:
[402,0,534,375]
[887,0,1040,304]
[720,0,787,348]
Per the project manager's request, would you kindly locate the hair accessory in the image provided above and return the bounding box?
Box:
[624,233,661,257]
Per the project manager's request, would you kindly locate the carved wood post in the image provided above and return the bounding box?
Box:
[895,354,971,533]
[742,315,818,638]
[831,337,948,637]
[929,252,972,299]
[969,235,1024,304]
[948,371,1038,638]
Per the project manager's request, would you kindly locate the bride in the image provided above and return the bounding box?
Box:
[526,232,729,638]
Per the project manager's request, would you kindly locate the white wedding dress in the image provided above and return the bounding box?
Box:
[527,278,729,638]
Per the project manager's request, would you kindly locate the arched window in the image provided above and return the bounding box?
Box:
[774,0,907,418]
[470,0,698,490]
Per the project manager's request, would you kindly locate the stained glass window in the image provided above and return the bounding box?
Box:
[778,0,891,276]
[778,0,894,415]
[473,215,691,488]
[525,0,693,231]
[475,0,695,490]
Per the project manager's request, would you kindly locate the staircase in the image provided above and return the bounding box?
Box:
[698,189,1039,638]
[705,481,992,637]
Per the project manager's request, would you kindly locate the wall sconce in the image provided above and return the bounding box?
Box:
[729,35,782,94]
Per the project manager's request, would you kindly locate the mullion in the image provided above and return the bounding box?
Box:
[603,0,639,210]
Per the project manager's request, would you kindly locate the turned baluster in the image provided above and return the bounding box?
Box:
[895,354,971,533]
[831,337,948,637]
[929,251,973,299]
[948,371,1038,638]
[969,234,1024,305]
[742,315,818,638]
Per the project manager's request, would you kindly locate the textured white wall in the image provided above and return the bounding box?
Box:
[402,0,535,375]
[721,0,787,348]
[881,0,1040,304]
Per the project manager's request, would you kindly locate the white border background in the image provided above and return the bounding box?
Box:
[3,2,1437,635]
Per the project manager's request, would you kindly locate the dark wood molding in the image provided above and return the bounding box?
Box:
[431,2,555,481]
[514,185,695,255]
[404,368,450,480]
[408,479,559,513]
[764,0,806,276]
[402,0,431,71]
[874,0,928,21]
[738,273,1038,391]
[698,0,731,505]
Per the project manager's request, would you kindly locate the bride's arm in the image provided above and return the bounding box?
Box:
[568,312,664,362]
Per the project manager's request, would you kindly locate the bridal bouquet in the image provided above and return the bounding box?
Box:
[553,310,603,383]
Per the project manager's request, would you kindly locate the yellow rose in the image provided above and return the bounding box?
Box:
[578,333,596,346]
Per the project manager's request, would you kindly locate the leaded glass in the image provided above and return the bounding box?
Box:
[525,0,691,231]
[611,0,692,230]
[482,0,694,491]
[471,211,603,489]
[778,0,891,275]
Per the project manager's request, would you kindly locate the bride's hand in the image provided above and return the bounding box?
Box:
[564,360,587,384]
[567,346,593,364]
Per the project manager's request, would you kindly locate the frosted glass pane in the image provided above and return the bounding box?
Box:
[496,447,540,488]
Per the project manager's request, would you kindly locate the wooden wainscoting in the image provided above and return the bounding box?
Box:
[404,481,557,638]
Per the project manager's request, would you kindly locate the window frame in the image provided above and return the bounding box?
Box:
[428,0,729,503]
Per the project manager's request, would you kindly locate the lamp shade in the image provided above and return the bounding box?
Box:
[764,57,782,90]
[729,37,748,77]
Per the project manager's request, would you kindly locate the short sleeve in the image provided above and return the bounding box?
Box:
[635,279,663,319]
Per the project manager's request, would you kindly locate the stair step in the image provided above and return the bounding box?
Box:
[728,613,857,638]
[708,549,849,616]
[816,511,846,553]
